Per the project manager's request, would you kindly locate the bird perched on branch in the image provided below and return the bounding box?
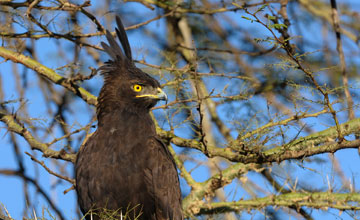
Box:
[75,16,183,220]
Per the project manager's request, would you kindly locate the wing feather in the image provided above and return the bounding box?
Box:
[147,137,183,220]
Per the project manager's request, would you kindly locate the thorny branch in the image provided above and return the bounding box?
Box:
[242,7,343,141]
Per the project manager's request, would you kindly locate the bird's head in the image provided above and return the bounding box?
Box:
[97,16,167,118]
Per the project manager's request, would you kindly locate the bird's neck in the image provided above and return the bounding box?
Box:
[96,108,156,136]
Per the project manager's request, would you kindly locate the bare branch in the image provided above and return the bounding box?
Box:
[0,47,97,106]
[25,152,75,185]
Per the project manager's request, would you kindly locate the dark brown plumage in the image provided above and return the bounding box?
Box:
[75,16,183,220]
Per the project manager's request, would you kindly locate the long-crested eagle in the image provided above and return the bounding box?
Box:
[75,16,183,220]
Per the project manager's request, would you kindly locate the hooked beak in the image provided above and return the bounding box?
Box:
[136,87,167,102]
[156,88,167,102]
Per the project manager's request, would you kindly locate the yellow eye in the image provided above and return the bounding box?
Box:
[133,84,142,92]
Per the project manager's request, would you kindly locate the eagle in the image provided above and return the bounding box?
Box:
[75,16,183,220]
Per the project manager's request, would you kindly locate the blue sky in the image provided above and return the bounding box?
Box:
[1,1,360,219]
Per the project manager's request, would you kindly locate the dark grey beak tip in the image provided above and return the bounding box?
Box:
[157,88,167,102]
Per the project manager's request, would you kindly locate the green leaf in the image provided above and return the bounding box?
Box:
[267,15,276,20]
[273,23,288,29]
[241,16,253,21]
[255,4,268,14]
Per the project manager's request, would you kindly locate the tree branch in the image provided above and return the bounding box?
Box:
[159,117,360,163]
[0,112,76,162]
[0,47,97,106]
[182,162,261,216]
[197,192,360,214]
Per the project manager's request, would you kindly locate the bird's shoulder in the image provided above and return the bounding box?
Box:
[147,136,176,166]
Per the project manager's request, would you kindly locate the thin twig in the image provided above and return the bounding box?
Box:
[25,0,41,17]
[243,7,343,142]
[25,152,75,185]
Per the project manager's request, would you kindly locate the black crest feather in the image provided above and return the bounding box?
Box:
[115,16,132,60]
[101,16,132,63]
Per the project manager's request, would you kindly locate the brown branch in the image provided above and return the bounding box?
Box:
[298,0,357,42]
[0,46,97,106]
[0,0,91,11]
[196,192,360,215]
[47,122,94,147]
[26,13,102,49]
[67,67,98,83]
[138,60,255,82]
[25,152,75,185]
[262,169,313,220]
[126,11,174,30]
[63,185,75,194]
[0,169,66,220]
[125,0,280,14]
[0,12,171,40]
[182,162,261,216]
[329,0,355,122]
[25,0,41,16]
[0,112,76,162]
[238,109,328,141]
[152,93,248,110]
[167,145,199,189]
[0,205,13,220]
[79,8,105,32]
[243,7,344,142]
[158,117,360,163]
[177,44,277,56]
